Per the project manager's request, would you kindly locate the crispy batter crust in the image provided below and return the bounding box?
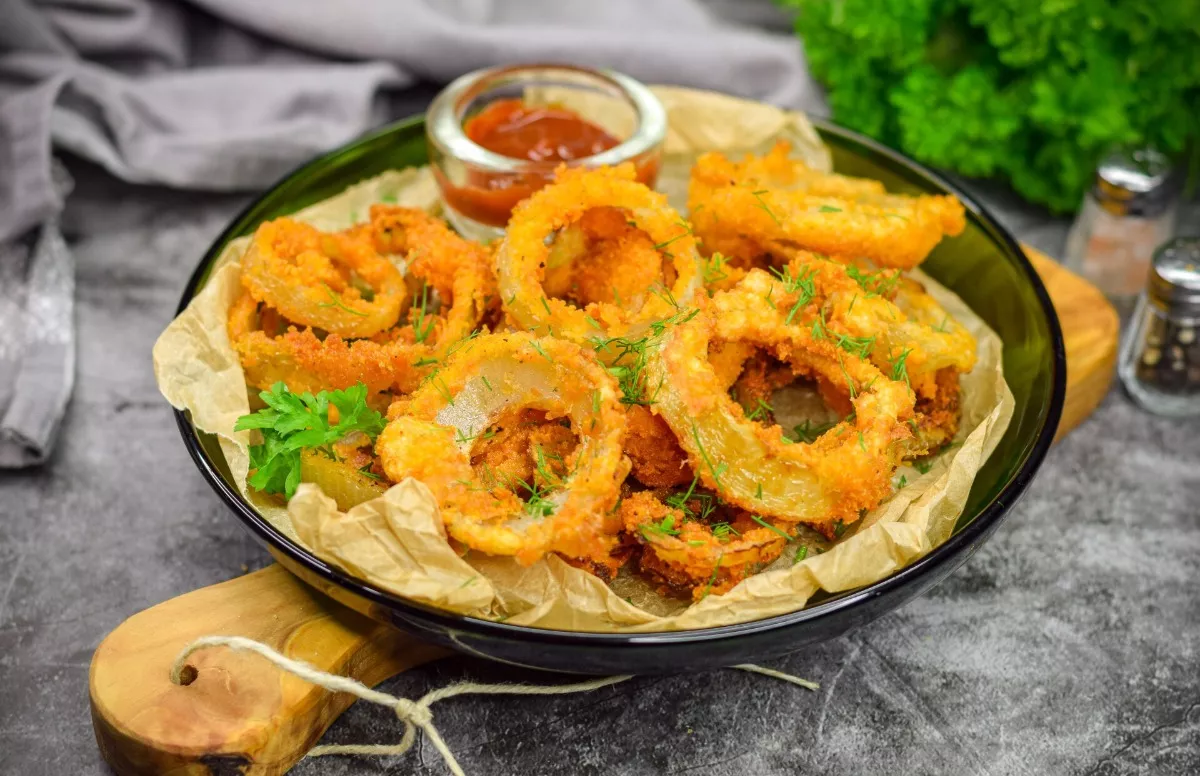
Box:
[688,141,966,270]
[241,218,407,338]
[496,164,703,344]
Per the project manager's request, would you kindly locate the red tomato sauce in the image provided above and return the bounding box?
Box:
[465,99,621,162]
[439,99,659,228]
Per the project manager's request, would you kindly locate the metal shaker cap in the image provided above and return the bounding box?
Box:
[1094,148,1175,217]
[1148,237,1200,315]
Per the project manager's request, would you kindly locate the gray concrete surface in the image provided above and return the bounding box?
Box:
[1,156,1199,776]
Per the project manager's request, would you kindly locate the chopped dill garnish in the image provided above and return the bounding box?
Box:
[793,545,808,563]
[858,431,867,452]
[769,264,817,325]
[530,445,566,491]
[700,554,724,598]
[755,482,764,500]
[444,329,481,360]
[481,375,493,392]
[792,419,837,444]
[412,356,439,368]
[411,283,435,343]
[431,376,455,406]
[591,389,601,413]
[746,399,773,422]
[833,519,848,538]
[540,296,553,316]
[836,353,857,398]
[512,475,556,518]
[818,205,843,213]
[590,308,695,405]
[811,308,828,340]
[649,284,682,311]
[896,474,908,489]
[914,458,934,475]
[455,426,497,446]
[890,348,912,387]
[358,465,383,481]
[642,514,681,538]
[934,314,950,332]
[691,422,728,489]
[654,231,690,251]
[845,265,901,298]
[318,283,368,317]
[750,515,792,541]
[703,252,730,287]
[834,332,875,360]
[751,189,781,226]
[664,475,718,521]
[711,522,740,541]
[528,340,554,363]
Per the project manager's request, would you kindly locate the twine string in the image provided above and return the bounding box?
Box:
[170,635,818,776]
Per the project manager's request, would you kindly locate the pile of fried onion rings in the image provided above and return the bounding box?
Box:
[232,145,976,601]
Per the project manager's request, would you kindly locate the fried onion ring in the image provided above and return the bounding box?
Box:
[241,217,407,337]
[781,253,976,398]
[647,274,915,529]
[619,490,788,600]
[377,333,627,565]
[362,205,499,352]
[496,164,703,343]
[688,142,966,270]
[228,290,427,396]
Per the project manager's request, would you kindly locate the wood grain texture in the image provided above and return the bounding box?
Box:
[89,564,447,776]
[90,250,1117,775]
[1023,247,1119,440]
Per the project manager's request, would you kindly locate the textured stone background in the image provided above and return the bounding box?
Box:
[2,136,1200,775]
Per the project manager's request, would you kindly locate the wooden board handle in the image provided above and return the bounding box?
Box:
[91,248,1117,775]
[90,564,448,775]
[1023,248,1120,441]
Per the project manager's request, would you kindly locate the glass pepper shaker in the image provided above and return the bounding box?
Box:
[1064,148,1178,305]
[1118,237,1200,416]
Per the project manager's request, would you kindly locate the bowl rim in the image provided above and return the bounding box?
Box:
[174,112,1066,646]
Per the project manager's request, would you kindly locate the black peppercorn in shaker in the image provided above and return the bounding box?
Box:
[1118,237,1200,416]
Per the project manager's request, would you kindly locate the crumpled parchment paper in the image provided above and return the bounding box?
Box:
[154,86,1014,632]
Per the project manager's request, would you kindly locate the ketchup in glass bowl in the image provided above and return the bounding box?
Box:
[426,65,666,241]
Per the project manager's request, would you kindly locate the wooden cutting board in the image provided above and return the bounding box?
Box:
[90,248,1119,776]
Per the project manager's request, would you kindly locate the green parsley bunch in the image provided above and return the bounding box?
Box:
[234,382,386,498]
[779,0,1200,212]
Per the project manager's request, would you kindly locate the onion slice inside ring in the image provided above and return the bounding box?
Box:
[377,333,628,565]
[241,218,407,338]
[647,272,916,530]
[496,164,703,343]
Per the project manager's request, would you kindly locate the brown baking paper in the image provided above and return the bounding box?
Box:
[154,86,1013,632]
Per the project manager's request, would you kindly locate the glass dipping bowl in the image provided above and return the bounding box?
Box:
[426,64,667,242]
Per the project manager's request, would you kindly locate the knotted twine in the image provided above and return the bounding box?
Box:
[171,635,819,776]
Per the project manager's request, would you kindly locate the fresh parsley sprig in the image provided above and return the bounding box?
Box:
[234,382,386,498]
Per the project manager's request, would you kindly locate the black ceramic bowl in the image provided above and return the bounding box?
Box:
[175,114,1065,675]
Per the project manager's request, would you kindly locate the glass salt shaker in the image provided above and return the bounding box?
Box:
[1064,148,1178,305]
[1118,237,1200,417]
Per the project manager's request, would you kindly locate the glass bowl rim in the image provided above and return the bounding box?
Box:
[425,63,668,174]
[174,112,1066,646]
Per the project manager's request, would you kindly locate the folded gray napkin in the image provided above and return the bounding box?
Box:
[0,0,821,467]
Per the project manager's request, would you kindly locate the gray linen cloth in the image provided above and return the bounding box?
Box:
[0,0,822,467]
